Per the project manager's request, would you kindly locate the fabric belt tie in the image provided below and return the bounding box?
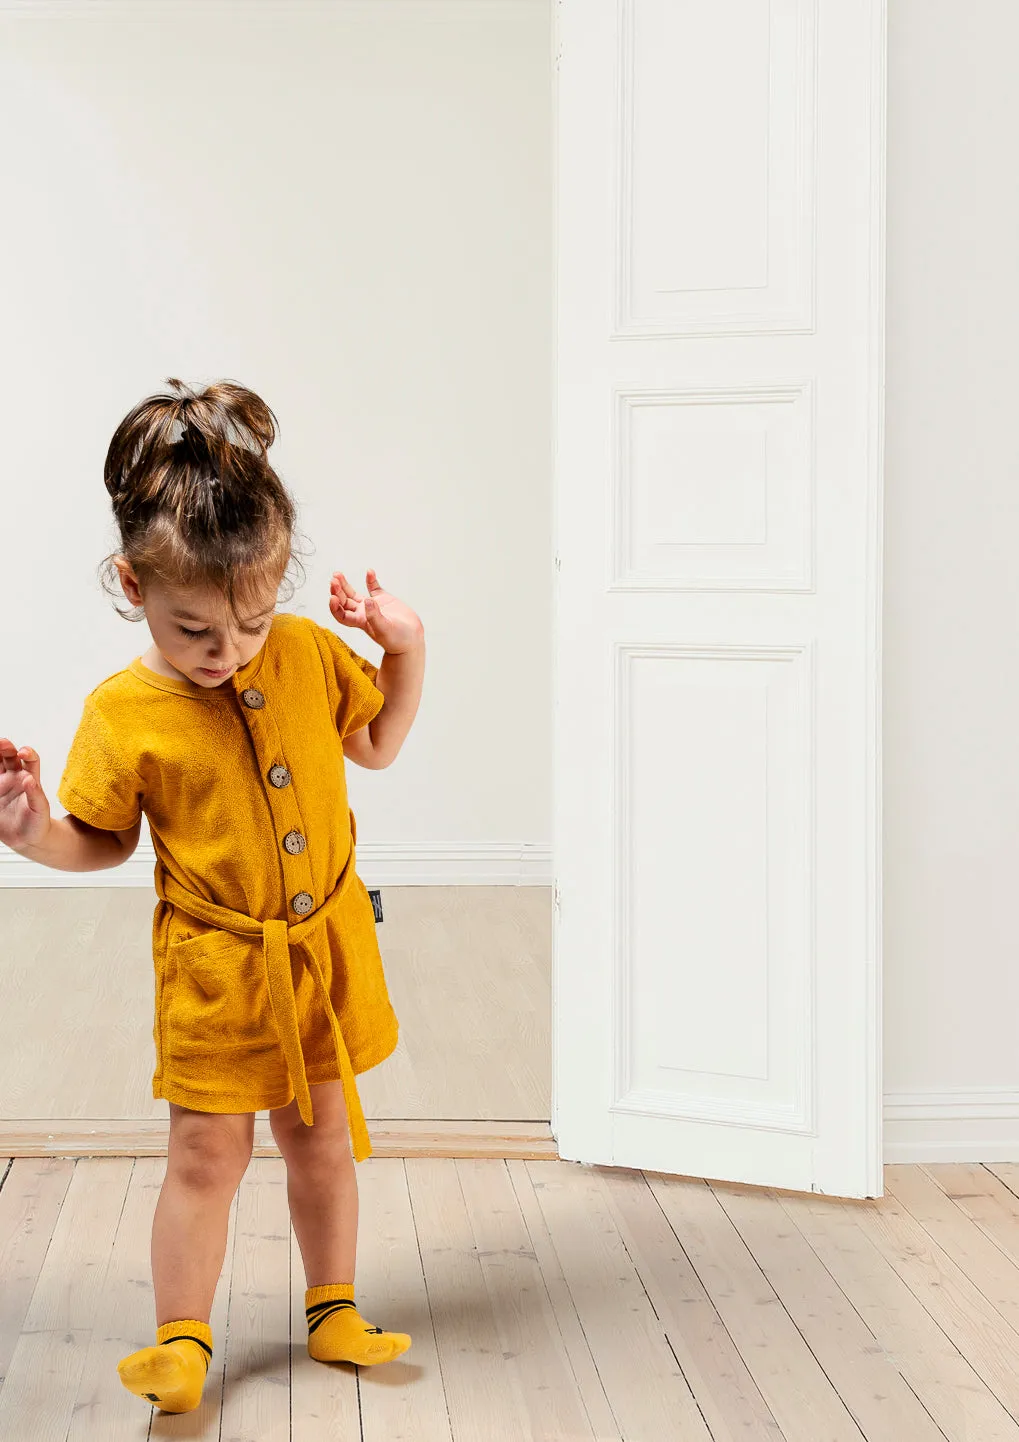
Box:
[155,847,371,1161]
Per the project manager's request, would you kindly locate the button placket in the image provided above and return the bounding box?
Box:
[234,681,316,913]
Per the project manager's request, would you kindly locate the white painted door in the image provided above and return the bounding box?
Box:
[552,0,885,1199]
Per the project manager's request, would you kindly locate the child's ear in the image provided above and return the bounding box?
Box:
[113,555,143,607]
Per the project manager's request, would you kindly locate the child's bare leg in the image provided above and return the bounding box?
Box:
[152,1103,254,1322]
[270,1080,410,1365]
[269,1080,357,1284]
[117,1103,253,1413]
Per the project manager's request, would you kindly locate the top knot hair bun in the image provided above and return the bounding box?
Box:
[99,377,306,622]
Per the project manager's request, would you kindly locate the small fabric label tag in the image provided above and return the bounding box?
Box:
[367,888,384,923]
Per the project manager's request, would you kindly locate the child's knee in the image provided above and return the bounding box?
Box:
[272,1111,353,1179]
[167,1111,253,1193]
[270,1082,350,1155]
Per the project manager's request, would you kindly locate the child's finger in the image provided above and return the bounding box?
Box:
[333,572,359,602]
[22,772,49,815]
[17,747,41,787]
[366,569,382,593]
[0,738,25,773]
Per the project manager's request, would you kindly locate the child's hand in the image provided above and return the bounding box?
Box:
[329,570,424,655]
[0,739,52,851]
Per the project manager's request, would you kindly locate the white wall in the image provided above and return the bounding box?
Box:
[882,0,1019,1158]
[0,0,553,884]
[4,2,1016,1158]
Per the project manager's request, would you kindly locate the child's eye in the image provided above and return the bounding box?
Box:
[177,620,270,640]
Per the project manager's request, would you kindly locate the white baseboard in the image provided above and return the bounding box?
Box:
[0,841,553,888]
[884,1089,1019,1162]
[357,842,552,886]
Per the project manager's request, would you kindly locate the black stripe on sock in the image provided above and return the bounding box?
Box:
[307,1303,357,1335]
[306,1298,356,1320]
[161,1334,213,1367]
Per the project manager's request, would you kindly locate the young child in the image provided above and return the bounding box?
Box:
[0,378,425,1414]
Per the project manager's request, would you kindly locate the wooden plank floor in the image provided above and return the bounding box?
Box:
[4,1156,1019,1441]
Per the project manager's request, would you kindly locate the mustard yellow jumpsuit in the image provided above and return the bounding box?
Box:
[57,613,399,1162]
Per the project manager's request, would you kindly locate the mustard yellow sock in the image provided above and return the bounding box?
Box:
[116,1319,213,1414]
[305,1283,411,1366]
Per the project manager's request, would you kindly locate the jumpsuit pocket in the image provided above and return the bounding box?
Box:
[166,929,273,1055]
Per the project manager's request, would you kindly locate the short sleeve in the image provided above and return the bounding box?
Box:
[57,694,144,831]
[310,620,385,739]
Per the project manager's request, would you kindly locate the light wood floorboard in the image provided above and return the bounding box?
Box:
[3,1157,1019,1440]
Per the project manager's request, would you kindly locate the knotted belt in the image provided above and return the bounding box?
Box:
[155,847,372,1162]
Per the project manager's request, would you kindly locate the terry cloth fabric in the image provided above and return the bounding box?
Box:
[57,613,399,1161]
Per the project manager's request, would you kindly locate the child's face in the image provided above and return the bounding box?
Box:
[117,561,277,688]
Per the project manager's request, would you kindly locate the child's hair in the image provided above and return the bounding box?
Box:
[99,377,307,621]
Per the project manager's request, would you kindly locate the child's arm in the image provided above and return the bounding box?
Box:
[0,738,141,870]
[20,813,142,871]
[344,643,425,769]
[329,569,425,770]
